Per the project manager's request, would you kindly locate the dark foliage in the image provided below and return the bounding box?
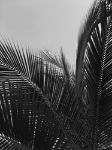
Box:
[0,39,76,150]
[1,0,112,150]
[75,0,112,149]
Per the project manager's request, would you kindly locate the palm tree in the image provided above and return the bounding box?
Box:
[0,0,112,149]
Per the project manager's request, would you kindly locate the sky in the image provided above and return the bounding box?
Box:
[0,0,94,67]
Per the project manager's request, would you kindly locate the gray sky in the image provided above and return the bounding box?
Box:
[0,0,94,66]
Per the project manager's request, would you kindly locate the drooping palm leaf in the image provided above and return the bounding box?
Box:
[0,80,73,150]
[0,38,79,149]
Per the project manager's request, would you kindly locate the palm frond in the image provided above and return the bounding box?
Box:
[0,133,29,150]
[75,0,112,149]
[40,50,62,69]
[0,80,73,150]
[0,38,78,149]
[76,0,105,87]
[0,38,64,107]
[41,48,75,84]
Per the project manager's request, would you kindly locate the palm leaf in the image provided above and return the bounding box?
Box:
[0,133,29,150]
[75,0,112,149]
[0,38,64,108]
[41,48,76,89]
[0,80,73,150]
[0,39,78,149]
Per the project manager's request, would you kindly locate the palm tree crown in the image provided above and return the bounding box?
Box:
[0,0,112,150]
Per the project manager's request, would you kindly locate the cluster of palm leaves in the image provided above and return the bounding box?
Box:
[0,0,112,149]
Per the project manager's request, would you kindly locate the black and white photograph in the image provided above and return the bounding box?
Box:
[0,0,111,149]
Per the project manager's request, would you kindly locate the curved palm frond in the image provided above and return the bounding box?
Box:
[0,38,64,107]
[0,80,73,150]
[75,0,112,149]
[0,38,78,149]
[0,38,77,119]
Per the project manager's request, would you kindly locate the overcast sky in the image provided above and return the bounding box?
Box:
[0,0,94,66]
